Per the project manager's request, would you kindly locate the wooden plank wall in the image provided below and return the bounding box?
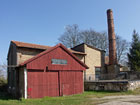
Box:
[27,70,83,98]
[27,70,59,98]
[26,47,85,71]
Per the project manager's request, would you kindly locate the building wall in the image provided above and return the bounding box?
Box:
[8,45,44,96]
[72,44,105,81]
[17,48,43,64]
[18,67,24,98]
[84,44,103,81]
[26,47,86,70]
[8,43,17,66]
[7,43,17,94]
[27,70,84,98]
[25,46,85,98]
[101,51,106,74]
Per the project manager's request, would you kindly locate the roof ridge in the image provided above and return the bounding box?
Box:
[11,40,51,48]
[72,43,105,52]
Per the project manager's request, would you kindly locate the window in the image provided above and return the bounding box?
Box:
[95,67,101,78]
[51,59,67,65]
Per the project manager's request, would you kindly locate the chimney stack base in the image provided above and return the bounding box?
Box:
[106,65,120,79]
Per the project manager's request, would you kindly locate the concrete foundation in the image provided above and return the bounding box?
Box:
[84,80,140,91]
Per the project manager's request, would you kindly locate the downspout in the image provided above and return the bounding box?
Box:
[58,71,61,96]
[24,67,27,99]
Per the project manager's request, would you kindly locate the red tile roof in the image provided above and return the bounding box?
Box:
[11,40,86,55]
[11,40,51,50]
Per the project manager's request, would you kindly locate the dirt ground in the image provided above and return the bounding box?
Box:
[92,95,140,105]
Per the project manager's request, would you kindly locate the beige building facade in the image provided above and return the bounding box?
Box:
[72,43,105,81]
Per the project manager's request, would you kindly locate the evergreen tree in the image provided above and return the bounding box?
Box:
[128,30,140,71]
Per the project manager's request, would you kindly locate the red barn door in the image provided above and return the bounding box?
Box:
[27,70,59,98]
[60,71,83,96]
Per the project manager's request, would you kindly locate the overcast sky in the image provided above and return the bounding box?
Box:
[1,0,140,63]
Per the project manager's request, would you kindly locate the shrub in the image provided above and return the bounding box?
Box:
[0,77,7,92]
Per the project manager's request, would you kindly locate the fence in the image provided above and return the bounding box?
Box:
[84,72,140,82]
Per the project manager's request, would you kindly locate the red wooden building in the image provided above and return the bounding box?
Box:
[17,43,88,99]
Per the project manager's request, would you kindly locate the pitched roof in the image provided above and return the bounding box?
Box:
[68,49,86,55]
[11,40,86,55]
[11,40,51,50]
[85,44,105,52]
[72,43,105,52]
[20,43,88,69]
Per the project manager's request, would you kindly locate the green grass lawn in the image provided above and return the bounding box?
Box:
[0,88,140,105]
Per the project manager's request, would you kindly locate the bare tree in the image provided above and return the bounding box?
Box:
[59,24,108,49]
[0,63,7,91]
[116,35,130,64]
[105,35,130,64]
[79,29,108,51]
[0,63,7,79]
[58,24,80,48]
[58,24,129,64]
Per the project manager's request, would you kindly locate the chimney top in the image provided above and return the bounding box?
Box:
[107,9,114,20]
[107,9,113,13]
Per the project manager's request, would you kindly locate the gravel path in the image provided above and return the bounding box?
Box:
[92,95,140,105]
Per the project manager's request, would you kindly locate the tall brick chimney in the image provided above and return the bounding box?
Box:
[107,9,117,65]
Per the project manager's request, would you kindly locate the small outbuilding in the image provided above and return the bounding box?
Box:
[17,43,88,99]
